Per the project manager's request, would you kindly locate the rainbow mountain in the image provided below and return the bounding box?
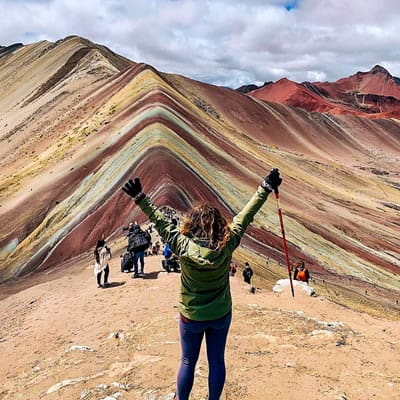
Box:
[1,36,399,299]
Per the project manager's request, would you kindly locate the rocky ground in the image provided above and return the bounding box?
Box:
[0,244,399,400]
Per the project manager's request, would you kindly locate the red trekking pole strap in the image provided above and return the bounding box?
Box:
[274,189,295,297]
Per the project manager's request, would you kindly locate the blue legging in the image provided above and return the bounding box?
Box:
[177,311,232,400]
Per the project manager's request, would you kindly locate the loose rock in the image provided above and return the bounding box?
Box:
[66,345,96,353]
[80,388,92,399]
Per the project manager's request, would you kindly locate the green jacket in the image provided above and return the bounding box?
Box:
[137,186,270,321]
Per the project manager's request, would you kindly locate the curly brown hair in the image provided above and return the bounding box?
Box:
[181,204,231,249]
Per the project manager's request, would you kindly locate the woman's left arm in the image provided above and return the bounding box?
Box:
[227,169,282,251]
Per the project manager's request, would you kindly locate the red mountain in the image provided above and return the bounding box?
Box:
[249,65,400,118]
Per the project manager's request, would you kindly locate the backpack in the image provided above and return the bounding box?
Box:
[121,251,133,272]
[128,230,151,252]
[296,270,307,282]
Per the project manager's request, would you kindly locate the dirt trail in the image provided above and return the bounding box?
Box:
[0,252,399,400]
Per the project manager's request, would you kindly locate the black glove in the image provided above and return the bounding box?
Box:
[122,178,145,202]
[261,168,282,193]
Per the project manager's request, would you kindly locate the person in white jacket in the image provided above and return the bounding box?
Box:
[94,239,112,288]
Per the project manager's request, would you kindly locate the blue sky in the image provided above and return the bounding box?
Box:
[285,1,299,11]
[1,0,400,87]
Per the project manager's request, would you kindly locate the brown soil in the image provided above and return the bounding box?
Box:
[1,245,399,400]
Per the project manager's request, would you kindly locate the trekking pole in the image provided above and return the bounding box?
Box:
[273,187,295,297]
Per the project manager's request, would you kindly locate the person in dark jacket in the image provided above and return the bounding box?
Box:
[242,262,253,285]
[122,168,282,400]
[127,224,151,278]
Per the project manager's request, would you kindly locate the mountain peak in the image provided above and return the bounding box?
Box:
[370,64,391,76]
[0,43,23,58]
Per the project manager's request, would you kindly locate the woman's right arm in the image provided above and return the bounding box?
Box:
[122,178,187,254]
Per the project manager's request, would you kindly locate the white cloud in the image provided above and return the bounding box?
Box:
[1,0,400,87]
[306,70,327,82]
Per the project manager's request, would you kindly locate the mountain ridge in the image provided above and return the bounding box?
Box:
[0,36,399,301]
[248,64,400,118]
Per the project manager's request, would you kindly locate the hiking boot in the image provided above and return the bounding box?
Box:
[103,282,109,287]
[132,273,140,279]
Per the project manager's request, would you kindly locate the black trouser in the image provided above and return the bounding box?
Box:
[96,264,110,285]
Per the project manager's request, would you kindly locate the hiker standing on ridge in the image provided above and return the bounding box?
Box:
[127,224,151,278]
[122,168,282,400]
[242,262,253,285]
[94,239,112,288]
